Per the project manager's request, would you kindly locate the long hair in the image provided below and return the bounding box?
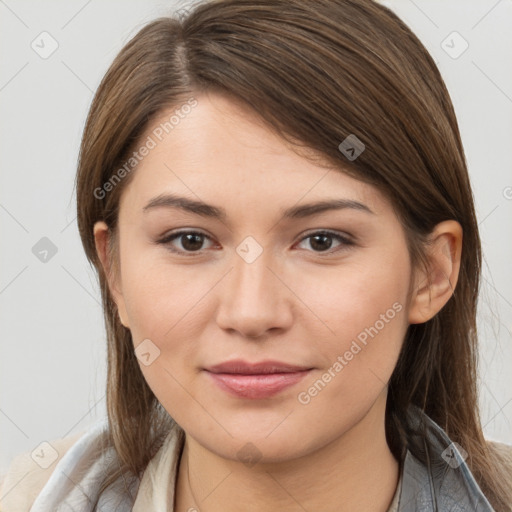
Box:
[75,0,512,509]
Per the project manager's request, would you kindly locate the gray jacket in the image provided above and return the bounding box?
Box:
[398,405,495,511]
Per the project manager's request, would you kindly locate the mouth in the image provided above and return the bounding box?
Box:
[203,359,313,399]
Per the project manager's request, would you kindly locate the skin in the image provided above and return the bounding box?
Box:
[94,90,462,512]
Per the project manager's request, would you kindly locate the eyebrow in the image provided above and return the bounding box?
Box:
[142,193,375,220]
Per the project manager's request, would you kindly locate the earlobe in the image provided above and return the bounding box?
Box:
[93,221,130,328]
[408,220,463,324]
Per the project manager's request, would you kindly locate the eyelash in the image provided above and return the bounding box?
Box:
[156,229,355,257]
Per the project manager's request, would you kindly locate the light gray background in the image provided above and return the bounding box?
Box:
[1,0,511,479]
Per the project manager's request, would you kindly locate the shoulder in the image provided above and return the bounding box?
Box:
[0,431,85,512]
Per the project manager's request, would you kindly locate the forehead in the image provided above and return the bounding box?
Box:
[119,91,390,218]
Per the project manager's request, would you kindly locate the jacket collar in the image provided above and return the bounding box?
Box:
[398,405,494,511]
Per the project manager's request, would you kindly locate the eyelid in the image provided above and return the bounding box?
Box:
[157,229,216,254]
[157,228,355,257]
[298,228,354,242]
[294,229,355,256]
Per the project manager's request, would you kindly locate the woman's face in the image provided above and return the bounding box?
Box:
[99,91,415,463]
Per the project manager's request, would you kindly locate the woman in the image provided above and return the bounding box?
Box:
[2,0,511,510]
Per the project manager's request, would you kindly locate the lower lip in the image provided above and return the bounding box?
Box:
[205,370,311,399]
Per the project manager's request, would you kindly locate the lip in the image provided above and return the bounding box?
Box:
[204,359,313,399]
[206,359,312,375]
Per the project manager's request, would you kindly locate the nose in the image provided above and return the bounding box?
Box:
[215,248,294,339]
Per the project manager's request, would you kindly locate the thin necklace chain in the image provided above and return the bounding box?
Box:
[185,452,203,512]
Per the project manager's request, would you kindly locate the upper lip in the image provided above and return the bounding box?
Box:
[205,359,312,375]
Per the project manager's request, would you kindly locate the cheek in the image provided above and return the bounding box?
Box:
[119,254,213,417]
[119,249,225,405]
[294,249,410,409]
[120,244,205,337]
[295,242,409,339]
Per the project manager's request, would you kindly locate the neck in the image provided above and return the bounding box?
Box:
[175,394,399,512]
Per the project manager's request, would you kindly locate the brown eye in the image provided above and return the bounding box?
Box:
[158,230,214,256]
[178,232,205,252]
[296,231,354,254]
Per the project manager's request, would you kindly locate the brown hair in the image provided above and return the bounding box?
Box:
[76,0,512,509]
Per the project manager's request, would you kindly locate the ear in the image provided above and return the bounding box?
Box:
[408,220,463,324]
[93,221,130,328]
